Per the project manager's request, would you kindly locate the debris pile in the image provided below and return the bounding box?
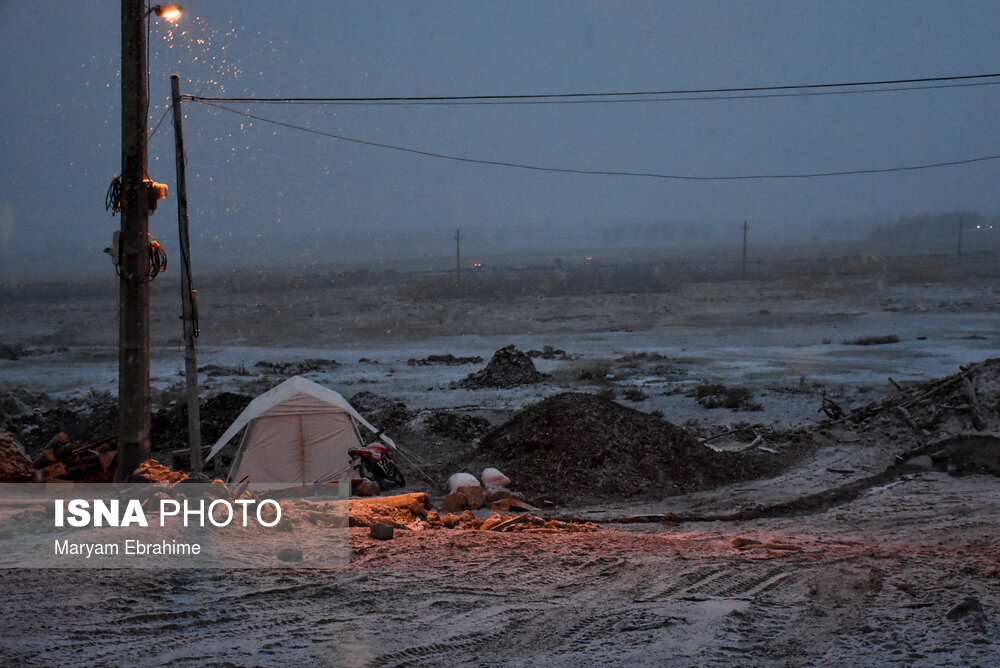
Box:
[29,432,117,482]
[458,345,546,388]
[477,392,785,503]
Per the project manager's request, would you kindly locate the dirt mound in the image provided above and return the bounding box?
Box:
[476,392,786,503]
[422,411,492,441]
[349,391,415,432]
[458,345,545,389]
[150,392,251,455]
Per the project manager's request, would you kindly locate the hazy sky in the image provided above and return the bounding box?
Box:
[1,1,998,281]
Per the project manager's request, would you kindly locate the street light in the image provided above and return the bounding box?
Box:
[149,4,182,20]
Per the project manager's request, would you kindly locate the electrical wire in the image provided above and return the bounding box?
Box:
[182,72,1000,105]
[105,176,122,216]
[180,81,1000,107]
[148,235,168,279]
[148,102,172,139]
[194,101,1000,181]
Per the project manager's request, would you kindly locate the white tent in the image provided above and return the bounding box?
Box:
[204,375,395,485]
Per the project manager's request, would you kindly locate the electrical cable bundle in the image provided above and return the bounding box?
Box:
[148,236,168,279]
[105,176,122,216]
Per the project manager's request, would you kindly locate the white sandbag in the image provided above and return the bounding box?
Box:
[481,467,510,488]
[448,472,481,494]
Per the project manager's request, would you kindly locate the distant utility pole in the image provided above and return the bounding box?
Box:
[117,0,152,481]
[455,228,462,291]
[171,74,202,473]
[956,215,964,264]
[742,221,748,279]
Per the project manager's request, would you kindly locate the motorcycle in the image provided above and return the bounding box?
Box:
[349,442,406,490]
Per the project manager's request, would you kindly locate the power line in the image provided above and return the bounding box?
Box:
[183,81,1000,107]
[194,101,1000,181]
[182,71,1000,105]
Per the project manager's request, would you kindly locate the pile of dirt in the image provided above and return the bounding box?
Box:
[150,392,251,455]
[476,392,788,503]
[422,411,492,441]
[349,391,415,432]
[457,345,546,389]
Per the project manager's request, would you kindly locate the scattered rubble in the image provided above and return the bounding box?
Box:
[526,345,571,360]
[255,358,340,375]
[457,345,546,388]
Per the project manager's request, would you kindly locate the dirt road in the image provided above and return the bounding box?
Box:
[1,470,996,666]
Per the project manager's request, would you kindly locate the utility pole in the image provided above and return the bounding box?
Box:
[171,74,202,473]
[455,228,462,292]
[741,221,748,279]
[117,0,152,481]
[956,215,964,264]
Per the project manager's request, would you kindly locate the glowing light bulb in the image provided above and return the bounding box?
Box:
[153,5,182,21]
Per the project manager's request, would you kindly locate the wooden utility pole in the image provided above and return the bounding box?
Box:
[171,74,202,473]
[455,228,462,291]
[742,220,748,279]
[117,0,152,481]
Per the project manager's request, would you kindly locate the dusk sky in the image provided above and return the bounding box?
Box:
[1,1,998,281]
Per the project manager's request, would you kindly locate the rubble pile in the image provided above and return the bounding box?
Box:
[477,392,786,503]
[809,358,1000,474]
[457,345,546,389]
[29,432,117,482]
